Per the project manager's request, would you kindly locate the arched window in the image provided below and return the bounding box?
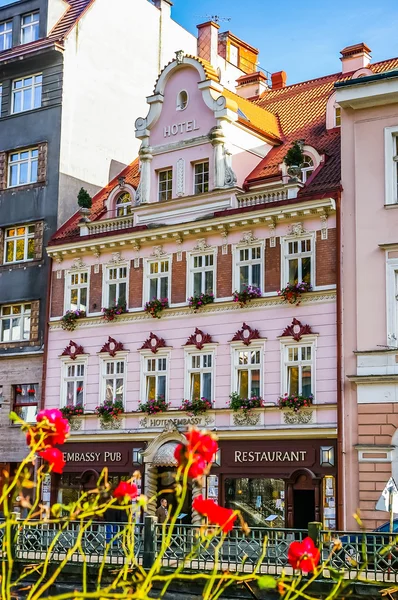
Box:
[176,90,188,111]
[301,155,314,183]
[115,192,132,217]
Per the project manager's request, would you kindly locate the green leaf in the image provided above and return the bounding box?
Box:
[258,575,277,590]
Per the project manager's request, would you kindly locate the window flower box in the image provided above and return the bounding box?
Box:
[228,392,264,416]
[233,285,262,308]
[61,309,86,331]
[144,298,169,319]
[180,397,212,416]
[188,292,214,312]
[278,281,312,306]
[95,399,123,426]
[138,395,170,415]
[278,393,314,412]
[102,301,126,322]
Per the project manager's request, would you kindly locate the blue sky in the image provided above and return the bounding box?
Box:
[172,0,398,84]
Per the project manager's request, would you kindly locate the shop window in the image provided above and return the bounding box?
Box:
[158,169,172,202]
[225,477,285,528]
[146,259,170,302]
[4,224,35,264]
[189,252,215,296]
[143,355,168,402]
[235,245,263,292]
[101,358,126,405]
[186,351,214,403]
[115,192,132,217]
[0,303,31,342]
[233,347,262,398]
[62,362,85,407]
[103,265,128,308]
[66,271,89,312]
[283,236,314,287]
[13,383,38,422]
[282,341,315,398]
[193,161,209,194]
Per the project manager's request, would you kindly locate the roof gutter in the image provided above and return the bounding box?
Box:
[335,69,398,89]
[0,40,64,66]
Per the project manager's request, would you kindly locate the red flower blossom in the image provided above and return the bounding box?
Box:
[113,481,138,500]
[193,495,237,533]
[39,447,66,474]
[36,409,70,445]
[174,428,218,479]
[287,536,320,574]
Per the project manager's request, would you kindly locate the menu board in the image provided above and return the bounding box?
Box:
[323,475,336,530]
[206,475,219,503]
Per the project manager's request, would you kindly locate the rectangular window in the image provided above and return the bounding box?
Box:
[194,161,209,194]
[13,383,38,422]
[158,169,172,201]
[237,246,262,291]
[148,259,169,300]
[64,363,85,407]
[144,356,167,401]
[68,271,88,312]
[21,12,39,44]
[234,348,261,398]
[285,238,313,285]
[0,20,12,51]
[191,253,214,295]
[0,303,31,342]
[12,74,42,113]
[284,344,313,397]
[105,265,127,307]
[8,148,38,187]
[188,353,213,402]
[102,359,125,405]
[4,224,35,264]
[334,106,341,128]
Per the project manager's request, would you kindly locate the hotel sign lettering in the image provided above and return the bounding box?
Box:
[235,450,307,463]
[163,120,200,137]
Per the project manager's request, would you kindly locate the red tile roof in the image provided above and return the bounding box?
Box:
[50,159,140,243]
[245,57,398,193]
[0,0,94,62]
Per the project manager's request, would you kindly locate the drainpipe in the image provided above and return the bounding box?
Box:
[40,255,53,411]
[336,189,345,529]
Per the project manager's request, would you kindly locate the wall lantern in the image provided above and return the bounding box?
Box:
[132,448,143,465]
[320,446,335,467]
[213,449,221,467]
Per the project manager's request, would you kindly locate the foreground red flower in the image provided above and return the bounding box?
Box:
[174,428,218,479]
[27,409,70,450]
[287,536,320,573]
[39,447,66,474]
[193,495,237,533]
[113,481,138,500]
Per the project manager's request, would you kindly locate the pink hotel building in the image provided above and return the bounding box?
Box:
[41,25,398,528]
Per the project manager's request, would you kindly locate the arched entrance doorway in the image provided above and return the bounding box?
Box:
[286,469,320,528]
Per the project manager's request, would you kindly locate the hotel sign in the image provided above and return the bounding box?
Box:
[163,119,200,137]
[139,413,215,429]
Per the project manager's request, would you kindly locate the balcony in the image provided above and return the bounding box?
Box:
[80,215,134,236]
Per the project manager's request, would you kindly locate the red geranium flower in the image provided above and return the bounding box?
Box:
[287,536,320,574]
[193,495,237,533]
[39,447,66,474]
[174,428,218,479]
[36,409,70,446]
[113,481,138,500]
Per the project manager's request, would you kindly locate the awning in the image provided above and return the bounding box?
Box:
[152,442,179,467]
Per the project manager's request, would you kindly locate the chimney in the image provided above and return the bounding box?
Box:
[152,0,172,18]
[197,21,220,67]
[271,71,287,90]
[236,71,268,99]
[340,43,371,74]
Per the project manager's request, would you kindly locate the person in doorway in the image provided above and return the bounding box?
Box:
[155,498,168,524]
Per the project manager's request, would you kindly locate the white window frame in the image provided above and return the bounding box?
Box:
[231,342,264,399]
[0,302,31,342]
[187,249,217,298]
[301,155,314,183]
[158,168,173,202]
[184,345,216,405]
[102,263,129,309]
[280,337,317,401]
[334,105,341,128]
[386,255,398,346]
[193,161,209,195]
[21,12,39,44]
[233,241,265,293]
[8,147,38,187]
[115,192,133,217]
[60,357,88,408]
[139,349,170,404]
[65,269,90,313]
[11,73,42,114]
[145,256,171,303]
[0,20,12,51]
[282,233,316,289]
[176,90,188,111]
[4,223,35,264]
[98,353,128,407]
[385,125,398,205]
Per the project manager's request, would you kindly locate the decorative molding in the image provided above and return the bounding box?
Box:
[239,231,259,245]
[100,336,124,357]
[281,318,315,342]
[231,323,261,346]
[233,412,261,426]
[140,332,167,354]
[320,214,328,240]
[70,418,83,432]
[61,340,85,360]
[134,257,140,268]
[94,263,100,274]
[283,410,313,425]
[53,253,63,264]
[289,222,307,237]
[106,252,125,265]
[185,327,213,350]
[193,238,211,252]
[56,270,62,279]
[100,417,123,430]
[151,245,166,258]
[175,49,185,64]
[176,158,185,197]
[70,258,87,270]
[268,220,276,247]
[132,241,141,252]
[91,246,101,259]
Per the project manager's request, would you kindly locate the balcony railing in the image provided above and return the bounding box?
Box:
[85,215,134,236]
[237,189,289,208]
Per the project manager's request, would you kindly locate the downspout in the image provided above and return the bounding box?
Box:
[40,255,53,411]
[336,189,345,529]
[158,6,163,75]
